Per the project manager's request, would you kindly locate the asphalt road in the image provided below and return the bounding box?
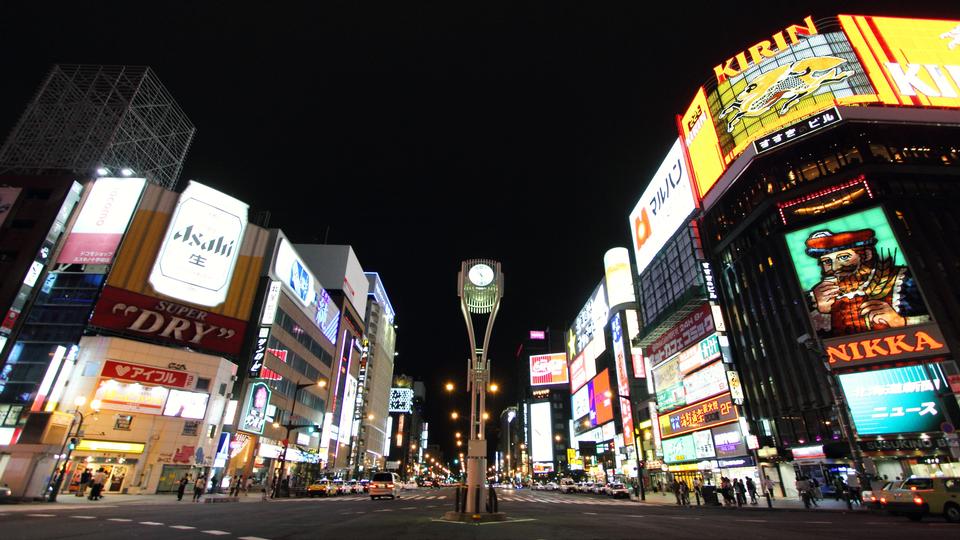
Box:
[0,488,953,539]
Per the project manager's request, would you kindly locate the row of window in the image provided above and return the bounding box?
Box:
[274,308,334,368]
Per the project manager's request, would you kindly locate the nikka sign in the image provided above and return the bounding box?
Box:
[823,323,948,370]
[90,286,247,356]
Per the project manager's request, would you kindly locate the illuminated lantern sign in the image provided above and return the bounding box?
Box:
[659,393,738,439]
[839,364,948,436]
[784,206,945,368]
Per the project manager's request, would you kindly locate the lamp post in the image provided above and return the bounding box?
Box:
[458,259,503,514]
[272,380,324,498]
[48,397,101,502]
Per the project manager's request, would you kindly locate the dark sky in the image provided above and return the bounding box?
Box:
[1,1,956,464]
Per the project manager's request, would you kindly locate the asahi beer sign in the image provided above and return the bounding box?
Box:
[149,181,248,307]
[90,285,246,355]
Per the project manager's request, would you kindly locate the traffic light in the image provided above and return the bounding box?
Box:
[68,438,78,451]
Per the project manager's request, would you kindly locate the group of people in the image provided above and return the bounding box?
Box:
[75,468,107,500]
[717,477,760,506]
[664,475,776,507]
[177,472,258,502]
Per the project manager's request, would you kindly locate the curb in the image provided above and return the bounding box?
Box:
[628,498,869,514]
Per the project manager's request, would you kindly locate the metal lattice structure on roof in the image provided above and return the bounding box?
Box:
[0,64,195,189]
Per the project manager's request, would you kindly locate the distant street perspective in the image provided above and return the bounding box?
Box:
[1,4,960,539]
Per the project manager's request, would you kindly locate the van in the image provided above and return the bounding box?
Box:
[370,472,401,500]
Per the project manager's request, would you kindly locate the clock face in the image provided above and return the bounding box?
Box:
[468,263,494,287]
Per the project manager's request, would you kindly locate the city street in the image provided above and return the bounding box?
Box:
[0,487,952,539]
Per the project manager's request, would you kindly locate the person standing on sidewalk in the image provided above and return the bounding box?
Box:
[762,476,775,500]
[244,476,253,496]
[177,474,190,501]
[745,477,758,505]
[76,469,92,497]
[88,468,106,500]
[193,474,206,502]
[734,478,746,507]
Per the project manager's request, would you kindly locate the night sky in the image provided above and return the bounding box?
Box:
[1,1,956,463]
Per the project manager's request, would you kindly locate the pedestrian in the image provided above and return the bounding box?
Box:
[847,472,862,505]
[678,481,690,506]
[177,474,190,501]
[88,468,106,500]
[745,477,758,505]
[193,474,206,502]
[693,477,703,506]
[228,474,239,496]
[210,474,219,494]
[810,477,822,502]
[734,478,746,507]
[833,476,846,501]
[77,469,92,497]
[656,480,663,494]
[244,476,253,496]
[762,476,775,500]
[672,479,682,505]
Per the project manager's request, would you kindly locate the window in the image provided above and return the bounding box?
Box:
[218,383,227,396]
[182,421,200,436]
[902,478,933,490]
[208,424,217,438]
[196,378,210,391]
[114,415,132,431]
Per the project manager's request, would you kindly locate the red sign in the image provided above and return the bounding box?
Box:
[645,303,715,366]
[90,286,247,356]
[101,360,194,388]
[659,393,737,439]
[823,324,948,370]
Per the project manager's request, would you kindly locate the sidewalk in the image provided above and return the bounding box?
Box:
[631,490,868,512]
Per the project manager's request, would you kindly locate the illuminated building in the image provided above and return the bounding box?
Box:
[385,374,425,480]
[637,14,960,496]
[356,272,397,474]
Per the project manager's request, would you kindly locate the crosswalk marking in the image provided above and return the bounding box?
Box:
[238,537,273,540]
[27,514,55,517]
[108,518,132,522]
[170,525,196,529]
[71,515,96,519]
[202,530,231,535]
[140,521,164,526]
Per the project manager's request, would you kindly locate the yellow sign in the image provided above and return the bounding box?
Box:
[680,88,727,198]
[76,439,146,454]
[839,15,960,108]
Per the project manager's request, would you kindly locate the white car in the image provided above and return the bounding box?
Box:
[606,483,630,498]
[369,472,401,500]
[578,482,593,494]
[544,482,558,491]
[559,478,577,493]
[592,483,606,494]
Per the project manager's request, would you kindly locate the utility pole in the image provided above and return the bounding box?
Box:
[458,260,503,515]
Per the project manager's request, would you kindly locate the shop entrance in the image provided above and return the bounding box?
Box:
[157,465,194,493]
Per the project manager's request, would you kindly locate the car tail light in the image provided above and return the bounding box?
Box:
[880,497,887,504]
[387,483,394,488]
[913,496,924,505]
[870,496,877,502]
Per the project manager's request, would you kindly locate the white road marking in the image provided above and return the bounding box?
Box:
[140,521,165,526]
[401,506,416,510]
[27,514,56,517]
[375,509,393,512]
[238,537,272,540]
[170,525,196,529]
[108,518,132,522]
[736,519,767,523]
[71,515,96,519]
[202,530,231,535]
[804,521,832,524]
[583,512,598,515]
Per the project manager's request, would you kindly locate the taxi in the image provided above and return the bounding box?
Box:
[879,476,960,522]
[307,480,331,497]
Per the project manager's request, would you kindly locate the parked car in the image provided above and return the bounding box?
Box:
[864,481,894,510]
[559,478,577,494]
[544,482,558,491]
[360,479,370,493]
[346,480,361,494]
[879,476,960,522]
[307,480,331,497]
[592,483,606,494]
[370,472,401,500]
[578,482,593,494]
[607,483,630,498]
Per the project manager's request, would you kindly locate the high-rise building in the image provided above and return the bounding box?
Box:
[0,65,194,189]
[357,272,396,475]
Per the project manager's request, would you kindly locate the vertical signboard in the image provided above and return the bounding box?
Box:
[611,313,630,397]
[338,374,358,444]
[148,181,249,307]
[628,139,697,275]
[239,382,271,435]
[680,88,726,198]
[58,177,146,265]
[603,247,636,309]
[784,207,944,368]
[530,401,554,463]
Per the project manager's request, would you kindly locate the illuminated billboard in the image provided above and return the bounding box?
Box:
[611,313,630,397]
[839,364,948,436]
[337,374,357,444]
[683,360,729,405]
[530,353,569,387]
[628,138,697,275]
[239,381,271,435]
[569,283,608,358]
[619,397,635,449]
[603,247,635,309]
[272,238,341,345]
[162,389,210,420]
[662,434,696,464]
[652,355,684,412]
[680,88,726,198]
[784,206,944,368]
[659,392,737,439]
[839,15,960,109]
[530,401,554,463]
[149,181,249,307]
[94,379,168,415]
[712,423,746,458]
[58,177,146,265]
[388,388,414,413]
[573,369,614,433]
[707,17,875,158]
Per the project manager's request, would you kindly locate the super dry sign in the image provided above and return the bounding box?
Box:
[823,324,948,370]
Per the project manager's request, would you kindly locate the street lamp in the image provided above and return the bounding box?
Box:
[450,411,459,420]
[445,382,455,392]
[272,380,323,498]
[48,396,101,501]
